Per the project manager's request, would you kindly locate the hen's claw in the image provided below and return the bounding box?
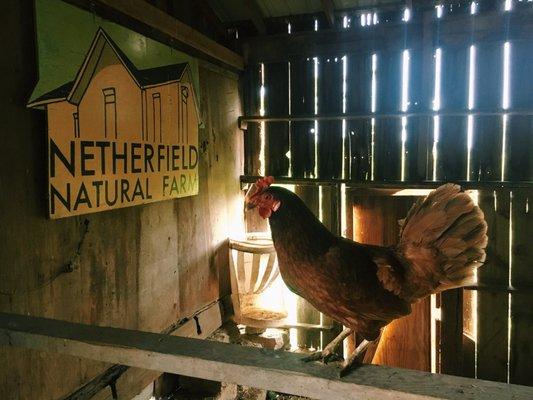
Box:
[301,349,342,364]
[338,339,371,378]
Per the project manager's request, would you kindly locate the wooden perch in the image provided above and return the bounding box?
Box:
[1,313,532,399]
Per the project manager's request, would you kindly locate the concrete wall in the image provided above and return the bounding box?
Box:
[0,2,243,399]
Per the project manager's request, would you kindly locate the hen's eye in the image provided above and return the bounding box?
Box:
[265,194,272,200]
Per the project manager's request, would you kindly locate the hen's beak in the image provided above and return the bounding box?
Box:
[244,183,258,210]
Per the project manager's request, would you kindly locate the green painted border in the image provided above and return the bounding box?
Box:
[30,0,200,103]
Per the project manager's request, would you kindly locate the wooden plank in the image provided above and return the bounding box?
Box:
[346,53,372,181]
[64,0,244,71]
[241,10,533,64]
[439,45,468,181]
[440,289,463,377]
[477,190,510,383]
[474,43,504,181]
[2,313,532,400]
[318,57,343,179]
[374,50,402,181]
[289,58,315,178]
[507,41,533,182]
[264,62,290,176]
[240,175,533,190]
[509,189,533,386]
[243,63,262,176]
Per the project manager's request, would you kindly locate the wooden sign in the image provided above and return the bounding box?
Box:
[28,28,199,218]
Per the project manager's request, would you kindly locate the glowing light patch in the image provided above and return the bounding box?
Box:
[436,4,444,18]
[403,8,411,22]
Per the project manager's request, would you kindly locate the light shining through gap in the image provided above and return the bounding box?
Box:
[403,8,411,22]
[401,50,410,181]
[436,4,444,18]
[432,48,442,181]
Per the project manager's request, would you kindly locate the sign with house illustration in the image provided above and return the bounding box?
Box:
[28,26,200,218]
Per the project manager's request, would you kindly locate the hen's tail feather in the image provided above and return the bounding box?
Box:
[394,184,488,301]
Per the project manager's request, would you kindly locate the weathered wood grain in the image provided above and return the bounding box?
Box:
[477,190,510,383]
[2,313,532,400]
[0,3,243,397]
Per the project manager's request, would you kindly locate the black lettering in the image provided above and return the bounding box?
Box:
[50,183,70,214]
[131,143,141,173]
[92,180,104,207]
[172,145,180,171]
[144,144,154,172]
[163,175,169,196]
[121,179,130,202]
[189,145,198,169]
[145,177,152,199]
[157,145,165,172]
[180,174,187,193]
[170,176,179,195]
[105,180,118,206]
[112,142,128,174]
[181,145,187,170]
[50,138,75,177]
[80,141,95,176]
[131,178,144,201]
[95,141,110,174]
[74,183,92,210]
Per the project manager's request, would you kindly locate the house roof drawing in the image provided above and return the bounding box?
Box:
[28,28,194,109]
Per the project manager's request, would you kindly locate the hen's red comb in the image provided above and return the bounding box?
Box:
[255,176,274,191]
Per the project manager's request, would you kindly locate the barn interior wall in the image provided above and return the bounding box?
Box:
[0,2,243,399]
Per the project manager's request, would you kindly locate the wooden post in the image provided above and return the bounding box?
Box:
[509,189,532,385]
[477,190,510,383]
[294,185,321,349]
[440,289,463,376]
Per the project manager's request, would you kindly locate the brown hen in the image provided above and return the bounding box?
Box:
[245,177,488,376]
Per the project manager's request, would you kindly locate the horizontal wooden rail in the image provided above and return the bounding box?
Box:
[240,175,533,190]
[1,313,532,400]
[238,109,533,129]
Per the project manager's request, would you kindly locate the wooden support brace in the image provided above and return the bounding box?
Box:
[61,300,224,400]
[1,313,531,400]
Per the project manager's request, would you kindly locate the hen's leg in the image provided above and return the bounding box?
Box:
[301,328,353,363]
[339,339,372,377]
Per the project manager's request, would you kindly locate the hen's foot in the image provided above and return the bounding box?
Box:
[301,327,353,364]
[301,349,342,364]
[339,339,371,378]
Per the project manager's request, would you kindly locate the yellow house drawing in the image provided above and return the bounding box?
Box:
[28,29,200,218]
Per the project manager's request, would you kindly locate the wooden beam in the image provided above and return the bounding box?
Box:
[1,313,532,400]
[321,0,335,28]
[243,0,266,35]
[63,0,243,71]
[241,9,533,64]
[61,300,224,400]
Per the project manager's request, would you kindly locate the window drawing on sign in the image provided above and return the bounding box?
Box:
[102,87,117,139]
[152,92,162,142]
[73,112,80,138]
[180,85,189,143]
